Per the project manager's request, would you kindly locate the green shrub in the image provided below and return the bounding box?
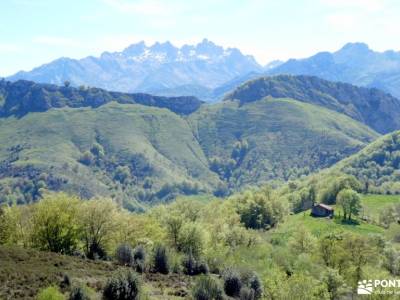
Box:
[240,287,255,300]
[197,261,210,275]
[60,273,71,290]
[192,275,224,300]
[116,243,133,266]
[182,252,197,275]
[37,286,65,300]
[69,286,90,300]
[177,223,205,257]
[182,252,209,276]
[153,245,169,274]
[87,241,107,260]
[103,270,141,300]
[248,274,263,299]
[133,245,146,261]
[78,151,94,166]
[223,269,242,297]
[114,166,131,184]
[133,245,146,273]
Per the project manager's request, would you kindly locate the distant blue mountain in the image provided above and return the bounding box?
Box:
[8,41,400,101]
[267,42,400,98]
[8,39,263,99]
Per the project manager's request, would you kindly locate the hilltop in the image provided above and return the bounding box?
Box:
[189,97,377,188]
[225,75,400,134]
[0,79,204,117]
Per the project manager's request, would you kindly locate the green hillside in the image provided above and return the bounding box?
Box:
[0,79,387,208]
[225,75,400,134]
[0,97,378,208]
[279,130,400,216]
[189,97,378,190]
[0,102,220,209]
[334,130,400,194]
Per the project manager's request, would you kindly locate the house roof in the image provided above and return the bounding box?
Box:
[315,203,334,211]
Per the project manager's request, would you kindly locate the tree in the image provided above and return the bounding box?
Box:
[378,205,398,228]
[78,151,94,166]
[319,233,343,268]
[177,223,205,257]
[288,226,317,254]
[90,142,104,158]
[284,273,329,300]
[31,193,80,254]
[343,234,376,291]
[336,189,362,221]
[164,214,183,249]
[0,205,13,244]
[323,268,345,300]
[79,198,118,259]
[383,247,400,275]
[320,175,361,205]
[236,187,287,230]
[114,166,131,184]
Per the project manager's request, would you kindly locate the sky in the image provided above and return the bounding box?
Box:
[1,0,399,76]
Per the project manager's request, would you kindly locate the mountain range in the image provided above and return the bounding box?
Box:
[6,40,400,101]
[268,42,400,99]
[7,39,262,100]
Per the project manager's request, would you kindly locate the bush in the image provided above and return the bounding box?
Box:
[60,273,71,290]
[197,261,210,275]
[133,245,146,261]
[153,245,169,274]
[177,223,205,257]
[192,275,224,300]
[103,270,141,300]
[114,166,131,184]
[90,142,104,158]
[116,244,133,266]
[87,241,107,260]
[240,287,255,300]
[182,252,209,276]
[69,286,90,300]
[248,274,263,299]
[37,286,65,300]
[133,245,146,273]
[78,151,94,166]
[223,269,242,297]
[182,252,197,275]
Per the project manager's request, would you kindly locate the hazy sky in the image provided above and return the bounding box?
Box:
[1,0,399,76]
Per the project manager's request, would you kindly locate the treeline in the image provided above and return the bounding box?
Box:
[0,190,284,299]
[1,189,399,299]
[281,172,362,213]
[341,132,400,195]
